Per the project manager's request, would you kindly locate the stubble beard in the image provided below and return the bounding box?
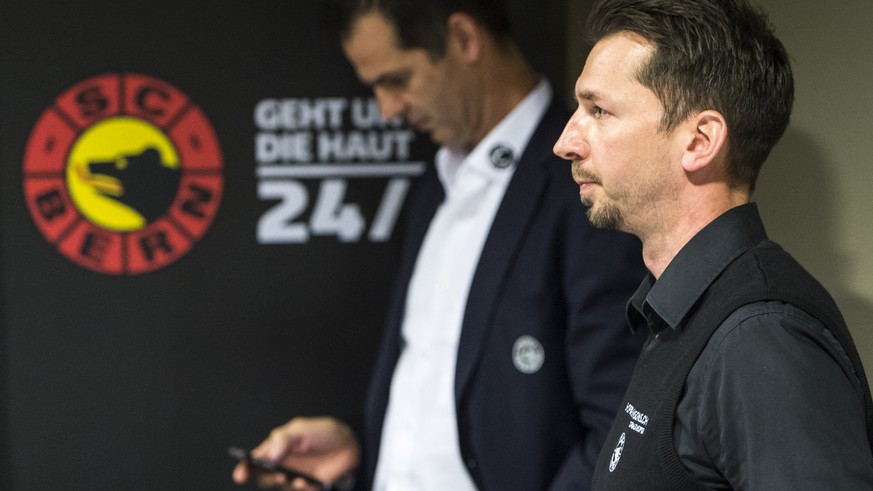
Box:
[573,163,625,230]
[582,197,625,231]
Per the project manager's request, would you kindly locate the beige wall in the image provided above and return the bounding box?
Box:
[565,0,873,381]
[755,0,873,382]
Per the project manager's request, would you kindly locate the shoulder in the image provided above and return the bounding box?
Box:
[697,301,841,376]
[687,299,865,423]
[680,301,873,489]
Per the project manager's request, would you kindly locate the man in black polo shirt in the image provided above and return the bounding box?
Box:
[554,0,873,488]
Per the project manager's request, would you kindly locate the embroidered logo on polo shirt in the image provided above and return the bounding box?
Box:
[512,335,544,374]
[489,144,515,169]
[625,402,649,435]
[609,432,626,472]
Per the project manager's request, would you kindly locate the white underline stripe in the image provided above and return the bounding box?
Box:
[257,162,427,178]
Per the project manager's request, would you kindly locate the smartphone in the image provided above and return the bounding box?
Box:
[228,446,355,491]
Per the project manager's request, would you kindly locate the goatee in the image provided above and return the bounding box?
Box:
[584,201,624,231]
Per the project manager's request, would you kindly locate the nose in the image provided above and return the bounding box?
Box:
[553,110,589,162]
[374,86,409,121]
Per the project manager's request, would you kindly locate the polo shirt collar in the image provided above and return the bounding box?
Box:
[435,79,551,192]
[627,203,769,335]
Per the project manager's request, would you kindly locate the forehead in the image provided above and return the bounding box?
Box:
[576,33,654,99]
[342,13,418,82]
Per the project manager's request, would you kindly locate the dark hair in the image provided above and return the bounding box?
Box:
[320,0,512,58]
[588,0,794,190]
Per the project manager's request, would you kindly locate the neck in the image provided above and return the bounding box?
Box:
[640,187,749,279]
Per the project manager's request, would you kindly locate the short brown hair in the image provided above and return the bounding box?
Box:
[588,0,794,190]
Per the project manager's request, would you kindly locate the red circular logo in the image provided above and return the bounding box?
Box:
[23,73,224,275]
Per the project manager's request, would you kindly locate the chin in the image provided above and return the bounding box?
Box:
[426,127,462,148]
[427,130,452,146]
[587,203,625,231]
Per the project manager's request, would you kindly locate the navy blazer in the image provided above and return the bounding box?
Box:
[361,99,646,490]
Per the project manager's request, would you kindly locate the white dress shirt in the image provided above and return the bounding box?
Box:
[373,80,552,491]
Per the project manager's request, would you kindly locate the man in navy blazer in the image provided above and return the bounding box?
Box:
[233,1,646,489]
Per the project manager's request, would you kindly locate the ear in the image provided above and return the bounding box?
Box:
[446,13,483,62]
[680,110,728,173]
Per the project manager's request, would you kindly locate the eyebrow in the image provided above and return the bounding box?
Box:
[576,89,602,103]
[368,69,411,88]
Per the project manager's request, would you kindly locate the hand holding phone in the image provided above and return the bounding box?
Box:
[228,446,355,491]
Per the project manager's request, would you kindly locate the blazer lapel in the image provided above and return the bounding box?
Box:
[453,101,565,403]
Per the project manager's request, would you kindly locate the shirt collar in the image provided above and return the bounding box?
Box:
[435,79,552,191]
[627,203,769,334]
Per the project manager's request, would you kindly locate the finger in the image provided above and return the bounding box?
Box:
[231,462,250,484]
[267,428,303,461]
[289,477,319,491]
[255,470,288,489]
[251,437,275,458]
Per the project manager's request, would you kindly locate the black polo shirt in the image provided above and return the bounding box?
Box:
[627,203,873,489]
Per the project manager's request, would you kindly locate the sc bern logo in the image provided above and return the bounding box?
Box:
[23,73,223,275]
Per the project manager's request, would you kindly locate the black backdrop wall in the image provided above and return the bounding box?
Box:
[0,1,565,489]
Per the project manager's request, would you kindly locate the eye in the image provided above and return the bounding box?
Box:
[377,72,411,90]
[591,105,607,119]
